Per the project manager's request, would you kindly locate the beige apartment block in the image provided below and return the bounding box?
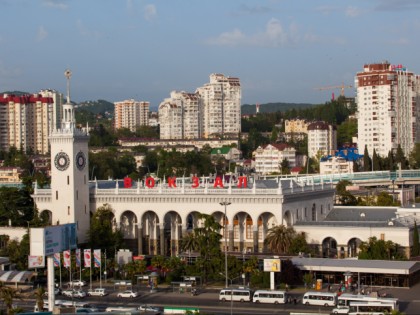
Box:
[0,93,56,154]
[355,61,420,157]
[114,99,150,132]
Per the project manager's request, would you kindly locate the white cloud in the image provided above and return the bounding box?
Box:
[205,19,300,47]
[42,0,68,10]
[345,6,363,17]
[37,26,48,41]
[76,20,101,39]
[144,4,157,21]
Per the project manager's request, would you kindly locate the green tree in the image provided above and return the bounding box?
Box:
[395,144,409,170]
[270,126,279,143]
[409,143,420,169]
[264,225,296,255]
[87,204,123,254]
[412,221,420,257]
[122,260,147,282]
[372,149,380,171]
[34,287,45,312]
[289,232,311,255]
[0,286,20,315]
[280,158,290,175]
[363,145,371,172]
[358,237,406,260]
[180,232,199,253]
[194,213,223,283]
[1,233,30,270]
[376,191,395,206]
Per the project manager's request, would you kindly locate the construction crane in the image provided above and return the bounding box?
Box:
[315,83,353,100]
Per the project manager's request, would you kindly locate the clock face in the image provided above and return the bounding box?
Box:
[54,152,70,171]
[76,151,86,171]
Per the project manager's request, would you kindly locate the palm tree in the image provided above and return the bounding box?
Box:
[34,287,45,312]
[264,225,296,255]
[180,232,199,254]
[0,286,20,315]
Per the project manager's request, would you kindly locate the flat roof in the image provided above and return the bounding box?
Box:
[291,257,420,275]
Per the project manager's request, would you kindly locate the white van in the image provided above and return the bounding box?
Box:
[302,291,337,307]
[105,306,138,312]
[252,290,287,304]
[219,288,252,302]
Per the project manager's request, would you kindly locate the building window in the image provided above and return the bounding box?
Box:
[67,176,69,185]
[68,206,70,215]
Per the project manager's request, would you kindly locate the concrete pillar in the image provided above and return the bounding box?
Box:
[159,223,165,256]
[253,225,258,253]
[137,225,143,255]
[228,225,234,251]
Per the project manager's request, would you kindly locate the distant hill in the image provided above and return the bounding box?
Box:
[77,99,114,115]
[0,91,31,96]
[241,102,315,115]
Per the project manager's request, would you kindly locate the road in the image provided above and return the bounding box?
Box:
[11,282,420,315]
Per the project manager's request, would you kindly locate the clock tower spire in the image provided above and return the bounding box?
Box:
[49,69,90,243]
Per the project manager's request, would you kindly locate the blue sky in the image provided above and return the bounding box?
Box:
[0,0,419,109]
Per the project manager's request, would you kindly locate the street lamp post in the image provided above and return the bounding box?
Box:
[220,201,231,289]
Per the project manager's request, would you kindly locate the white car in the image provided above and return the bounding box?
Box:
[62,289,86,298]
[87,288,108,297]
[332,305,350,314]
[117,290,139,298]
[138,305,162,313]
[68,280,87,287]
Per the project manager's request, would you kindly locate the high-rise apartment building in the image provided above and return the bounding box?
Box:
[0,93,55,154]
[158,91,200,139]
[356,61,420,157]
[158,74,241,140]
[114,99,149,132]
[196,73,241,138]
[307,121,337,158]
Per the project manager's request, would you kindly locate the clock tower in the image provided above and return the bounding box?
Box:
[49,70,90,243]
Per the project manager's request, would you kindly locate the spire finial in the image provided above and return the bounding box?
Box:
[64,69,72,104]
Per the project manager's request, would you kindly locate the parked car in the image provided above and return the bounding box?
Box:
[331,305,350,314]
[87,288,108,297]
[43,287,61,296]
[138,305,162,313]
[105,306,137,312]
[117,290,138,298]
[62,289,86,298]
[67,280,87,287]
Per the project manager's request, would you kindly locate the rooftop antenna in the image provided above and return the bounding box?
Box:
[64,69,72,104]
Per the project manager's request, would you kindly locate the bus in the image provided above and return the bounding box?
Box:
[302,291,337,307]
[164,306,199,314]
[338,293,399,311]
[348,301,394,314]
[252,290,287,304]
[219,288,252,302]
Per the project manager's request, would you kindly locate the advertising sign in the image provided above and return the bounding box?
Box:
[84,249,91,267]
[94,249,101,268]
[28,255,45,269]
[263,258,281,272]
[30,223,77,256]
[53,253,61,267]
[63,250,71,268]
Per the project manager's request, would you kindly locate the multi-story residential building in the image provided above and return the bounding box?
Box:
[285,118,309,133]
[114,99,149,132]
[319,156,354,175]
[280,118,309,142]
[307,121,337,158]
[0,93,55,154]
[355,61,420,157]
[254,143,296,175]
[158,91,200,139]
[39,89,64,130]
[196,73,241,138]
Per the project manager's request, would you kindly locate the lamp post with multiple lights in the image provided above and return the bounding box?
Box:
[220,201,231,289]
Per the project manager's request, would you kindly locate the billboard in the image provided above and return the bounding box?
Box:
[30,223,77,256]
[263,258,281,272]
[28,255,45,269]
